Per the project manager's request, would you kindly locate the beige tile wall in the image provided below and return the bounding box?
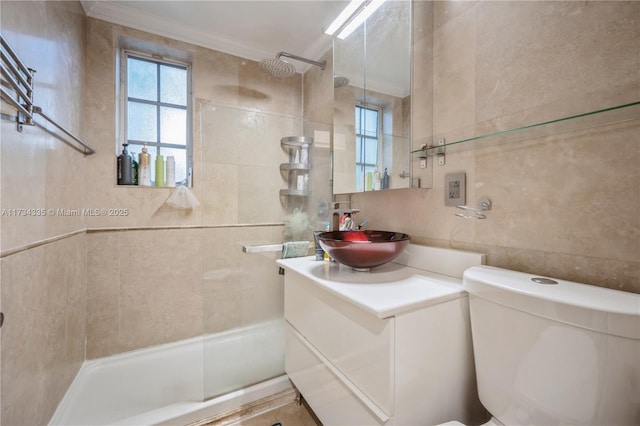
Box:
[354,1,640,293]
[85,225,286,359]
[202,226,287,334]
[1,1,87,252]
[1,2,88,425]
[1,234,87,426]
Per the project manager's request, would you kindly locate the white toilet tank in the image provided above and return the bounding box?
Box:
[463,266,640,426]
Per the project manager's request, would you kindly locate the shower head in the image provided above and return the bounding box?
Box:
[259,58,297,78]
[259,51,326,78]
[334,76,350,88]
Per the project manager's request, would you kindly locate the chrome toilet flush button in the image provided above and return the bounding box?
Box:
[532,277,559,285]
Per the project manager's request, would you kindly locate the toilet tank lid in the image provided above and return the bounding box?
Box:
[463,266,640,339]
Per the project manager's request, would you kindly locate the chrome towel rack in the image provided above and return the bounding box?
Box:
[0,34,95,155]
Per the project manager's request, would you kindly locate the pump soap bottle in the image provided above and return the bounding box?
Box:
[382,168,390,190]
[117,143,133,185]
[139,144,151,186]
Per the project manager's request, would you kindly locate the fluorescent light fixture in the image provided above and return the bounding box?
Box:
[324,0,366,36]
[324,0,386,40]
[337,0,386,39]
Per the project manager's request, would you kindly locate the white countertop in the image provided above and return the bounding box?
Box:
[277,255,470,319]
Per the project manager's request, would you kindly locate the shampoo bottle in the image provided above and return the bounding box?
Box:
[155,154,165,187]
[117,143,133,185]
[382,168,390,190]
[300,143,309,164]
[165,156,175,187]
[138,144,151,186]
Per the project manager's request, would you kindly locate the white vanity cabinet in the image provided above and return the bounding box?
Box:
[277,244,487,425]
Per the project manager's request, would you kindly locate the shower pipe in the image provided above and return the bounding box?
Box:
[0,34,95,155]
[260,51,327,78]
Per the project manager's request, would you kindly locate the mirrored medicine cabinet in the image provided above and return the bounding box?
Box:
[332,0,413,194]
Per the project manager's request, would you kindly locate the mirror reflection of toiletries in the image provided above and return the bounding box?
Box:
[333,0,412,194]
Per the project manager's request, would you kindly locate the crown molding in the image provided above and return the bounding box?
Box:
[80,1,272,64]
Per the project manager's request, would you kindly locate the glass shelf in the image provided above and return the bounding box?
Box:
[280,189,309,197]
[281,136,313,148]
[280,137,312,198]
[411,101,639,154]
[280,163,310,172]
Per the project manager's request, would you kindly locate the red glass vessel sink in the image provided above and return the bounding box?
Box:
[317,230,410,271]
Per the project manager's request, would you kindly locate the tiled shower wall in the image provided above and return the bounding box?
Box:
[354,1,640,293]
[83,18,325,360]
[0,2,88,425]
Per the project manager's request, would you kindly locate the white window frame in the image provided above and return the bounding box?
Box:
[119,49,193,186]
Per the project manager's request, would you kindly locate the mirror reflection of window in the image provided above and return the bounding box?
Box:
[355,105,380,191]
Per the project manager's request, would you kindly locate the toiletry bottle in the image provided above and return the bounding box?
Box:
[313,230,325,261]
[166,156,175,187]
[132,157,138,185]
[382,168,389,189]
[323,221,330,260]
[155,154,165,187]
[374,170,381,190]
[138,144,152,186]
[300,143,309,164]
[117,143,133,185]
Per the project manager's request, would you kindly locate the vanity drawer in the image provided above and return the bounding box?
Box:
[284,271,394,414]
[285,324,389,425]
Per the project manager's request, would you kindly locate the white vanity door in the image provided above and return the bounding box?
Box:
[284,271,394,415]
[285,324,389,425]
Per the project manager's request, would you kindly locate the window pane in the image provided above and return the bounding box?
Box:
[355,135,363,162]
[356,167,364,192]
[128,101,157,142]
[161,65,187,105]
[128,57,157,101]
[364,137,378,164]
[160,147,187,185]
[160,107,186,145]
[364,165,377,177]
[364,108,378,136]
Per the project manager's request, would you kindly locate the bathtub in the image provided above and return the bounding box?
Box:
[49,319,291,426]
